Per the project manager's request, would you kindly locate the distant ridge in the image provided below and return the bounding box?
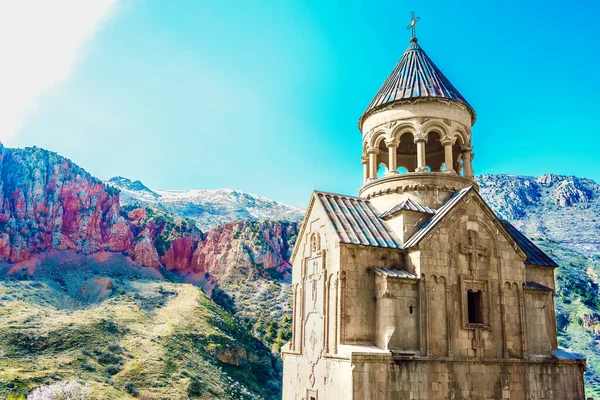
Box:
[105,176,304,231]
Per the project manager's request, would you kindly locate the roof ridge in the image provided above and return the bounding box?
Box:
[314,190,366,201]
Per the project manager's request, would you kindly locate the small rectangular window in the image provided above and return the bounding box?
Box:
[467,289,484,324]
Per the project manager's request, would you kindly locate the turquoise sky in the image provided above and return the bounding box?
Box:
[12,0,600,207]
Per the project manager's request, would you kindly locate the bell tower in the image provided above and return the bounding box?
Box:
[283,12,587,400]
[358,28,477,213]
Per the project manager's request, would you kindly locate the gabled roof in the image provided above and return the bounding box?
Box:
[403,187,473,248]
[380,198,434,219]
[360,39,475,128]
[316,191,402,249]
[373,267,418,280]
[501,221,559,268]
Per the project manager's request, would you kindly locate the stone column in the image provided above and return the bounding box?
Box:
[441,138,456,174]
[367,148,380,181]
[415,138,427,173]
[361,156,369,184]
[385,139,399,175]
[462,146,474,178]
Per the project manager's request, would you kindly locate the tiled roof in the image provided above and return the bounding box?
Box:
[316,192,402,249]
[525,281,553,291]
[501,221,558,268]
[380,198,434,219]
[373,267,418,280]
[403,187,473,248]
[360,39,475,128]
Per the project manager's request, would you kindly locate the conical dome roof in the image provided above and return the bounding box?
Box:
[359,39,476,128]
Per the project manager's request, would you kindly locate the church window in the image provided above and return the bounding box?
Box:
[467,289,484,324]
[409,305,413,314]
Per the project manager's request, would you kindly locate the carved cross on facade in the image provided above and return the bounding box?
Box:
[308,259,321,310]
[472,327,485,355]
[460,230,488,275]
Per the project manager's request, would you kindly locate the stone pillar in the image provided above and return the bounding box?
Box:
[415,139,427,173]
[367,148,380,181]
[361,156,369,184]
[385,139,399,175]
[462,146,474,178]
[518,284,528,359]
[441,138,456,174]
[291,285,297,351]
[445,284,454,357]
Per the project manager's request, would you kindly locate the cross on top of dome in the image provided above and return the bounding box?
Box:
[407,11,420,40]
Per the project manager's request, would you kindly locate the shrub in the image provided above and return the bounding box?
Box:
[105,364,121,375]
[27,381,91,400]
[81,361,96,372]
[7,393,26,400]
[97,351,120,365]
[107,342,122,353]
[124,381,138,396]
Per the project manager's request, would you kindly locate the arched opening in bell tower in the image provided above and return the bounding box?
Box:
[396,132,417,173]
[425,131,444,172]
[376,138,389,177]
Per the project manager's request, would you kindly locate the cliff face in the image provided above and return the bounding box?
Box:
[0,146,297,283]
[0,145,128,262]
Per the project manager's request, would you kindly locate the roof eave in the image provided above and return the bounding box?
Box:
[358,97,477,132]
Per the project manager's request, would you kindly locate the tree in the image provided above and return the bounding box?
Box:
[27,381,91,400]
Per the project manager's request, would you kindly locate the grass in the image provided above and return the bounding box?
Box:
[0,278,280,400]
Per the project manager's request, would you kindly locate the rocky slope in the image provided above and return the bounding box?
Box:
[106,176,304,231]
[0,145,295,281]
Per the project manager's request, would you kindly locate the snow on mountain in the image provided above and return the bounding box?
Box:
[105,176,304,230]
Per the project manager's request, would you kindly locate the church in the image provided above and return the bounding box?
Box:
[281,15,587,400]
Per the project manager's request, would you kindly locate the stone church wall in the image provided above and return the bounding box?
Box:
[281,355,353,400]
[351,357,585,400]
[374,274,419,351]
[525,290,555,355]
[339,245,405,345]
[414,196,532,360]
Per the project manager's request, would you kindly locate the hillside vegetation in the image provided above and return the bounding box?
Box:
[0,254,280,400]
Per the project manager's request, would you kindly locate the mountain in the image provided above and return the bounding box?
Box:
[105,176,304,231]
[0,145,298,399]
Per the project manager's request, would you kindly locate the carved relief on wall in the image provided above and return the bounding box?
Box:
[302,249,326,371]
[309,232,321,256]
[459,230,489,277]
